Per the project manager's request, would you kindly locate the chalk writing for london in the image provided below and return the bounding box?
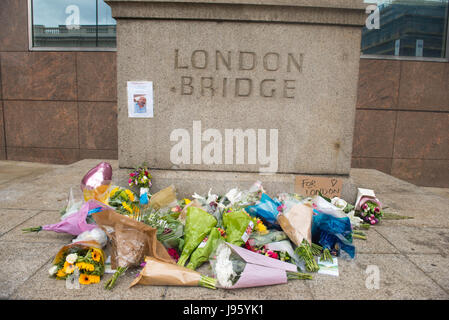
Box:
[173,49,304,99]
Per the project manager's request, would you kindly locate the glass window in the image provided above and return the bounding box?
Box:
[31,0,116,49]
[361,0,449,58]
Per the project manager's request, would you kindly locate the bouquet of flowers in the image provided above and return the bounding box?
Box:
[128,164,152,190]
[186,228,223,270]
[92,208,175,290]
[355,188,383,225]
[107,187,139,218]
[210,242,311,289]
[177,207,217,266]
[130,257,217,289]
[48,241,105,285]
[22,200,109,236]
[141,207,185,251]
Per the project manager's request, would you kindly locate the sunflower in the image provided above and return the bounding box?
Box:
[125,189,135,202]
[84,263,95,272]
[88,275,100,284]
[76,262,87,270]
[79,274,91,285]
[56,269,66,278]
[122,201,133,215]
[92,249,102,262]
[109,187,120,199]
[63,261,75,274]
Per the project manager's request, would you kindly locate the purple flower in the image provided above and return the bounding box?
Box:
[140,262,147,268]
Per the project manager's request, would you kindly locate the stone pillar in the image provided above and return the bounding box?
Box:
[107,0,367,201]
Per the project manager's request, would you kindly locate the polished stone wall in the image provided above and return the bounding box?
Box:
[0,0,118,164]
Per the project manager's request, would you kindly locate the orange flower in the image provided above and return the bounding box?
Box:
[92,249,102,262]
[63,261,75,274]
[88,275,100,284]
[79,274,91,285]
[56,269,66,278]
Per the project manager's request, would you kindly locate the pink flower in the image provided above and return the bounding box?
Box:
[362,204,368,210]
[130,173,135,177]
[374,207,380,213]
[370,220,376,225]
[128,178,132,184]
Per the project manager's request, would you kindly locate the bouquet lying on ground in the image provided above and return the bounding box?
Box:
[48,241,105,285]
[210,242,311,289]
[130,257,217,289]
[22,199,110,236]
[92,208,175,290]
[177,207,217,267]
[355,188,383,225]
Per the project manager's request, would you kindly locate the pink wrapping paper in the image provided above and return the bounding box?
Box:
[224,243,297,289]
[42,199,111,236]
[231,264,288,289]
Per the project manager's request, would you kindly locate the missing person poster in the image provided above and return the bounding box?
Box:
[127,81,154,118]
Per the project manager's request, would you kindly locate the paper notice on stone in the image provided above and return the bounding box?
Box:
[318,257,339,277]
[294,175,343,198]
[127,81,154,118]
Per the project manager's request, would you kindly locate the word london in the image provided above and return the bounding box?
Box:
[174,49,304,99]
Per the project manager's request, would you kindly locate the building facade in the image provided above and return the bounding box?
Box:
[0,0,448,187]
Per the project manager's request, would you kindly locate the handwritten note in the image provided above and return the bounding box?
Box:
[294,175,343,198]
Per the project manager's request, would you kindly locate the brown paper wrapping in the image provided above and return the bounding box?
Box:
[148,185,177,210]
[92,209,175,269]
[177,199,205,224]
[278,203,313,246]
[130,257,201,288]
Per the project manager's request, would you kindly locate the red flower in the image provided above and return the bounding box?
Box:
[167,248,180,262]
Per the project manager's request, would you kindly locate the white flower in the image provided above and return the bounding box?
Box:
[48,265,58,276]
[346,210,363,228]
[225,188,242,205]
[331,197,348,210]
[214,244,237,288]
[66,253,78,264]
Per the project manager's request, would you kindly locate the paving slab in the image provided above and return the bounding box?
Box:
[0,210,74,244]
[307,253,448,300]
[0,241,62,299]
[0,209,41,237]
[10,262,166,300]
[374,225,449,255]
[406,254,449,292]
[353,228,400,254]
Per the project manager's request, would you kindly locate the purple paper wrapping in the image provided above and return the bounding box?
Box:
[42,199,111,236]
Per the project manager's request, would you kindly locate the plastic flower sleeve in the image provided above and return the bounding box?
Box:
[186,228,222,270]
[222,209,253,247]
[81,162,113,204]
[247,230,288,247]
[245,193,282,228]
[311,210,355,259]
[177,207,217,266]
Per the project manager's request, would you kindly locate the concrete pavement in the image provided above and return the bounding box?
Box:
[1,159,448,300]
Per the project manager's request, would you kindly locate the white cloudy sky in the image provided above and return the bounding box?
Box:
[33,0,115,27]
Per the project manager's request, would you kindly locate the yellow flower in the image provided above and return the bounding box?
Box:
[184,198,191,205]
[63,261,75,274]
[92,249,102,262]
[84,263,95,272]
[56,269,66,278]
[255,221,268,234]
[125,189,135,202]
[122,202,133,214]
[88,275,100,284]
[79,274,91,285]
[109,187,120,198]
[76,262,86,270]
